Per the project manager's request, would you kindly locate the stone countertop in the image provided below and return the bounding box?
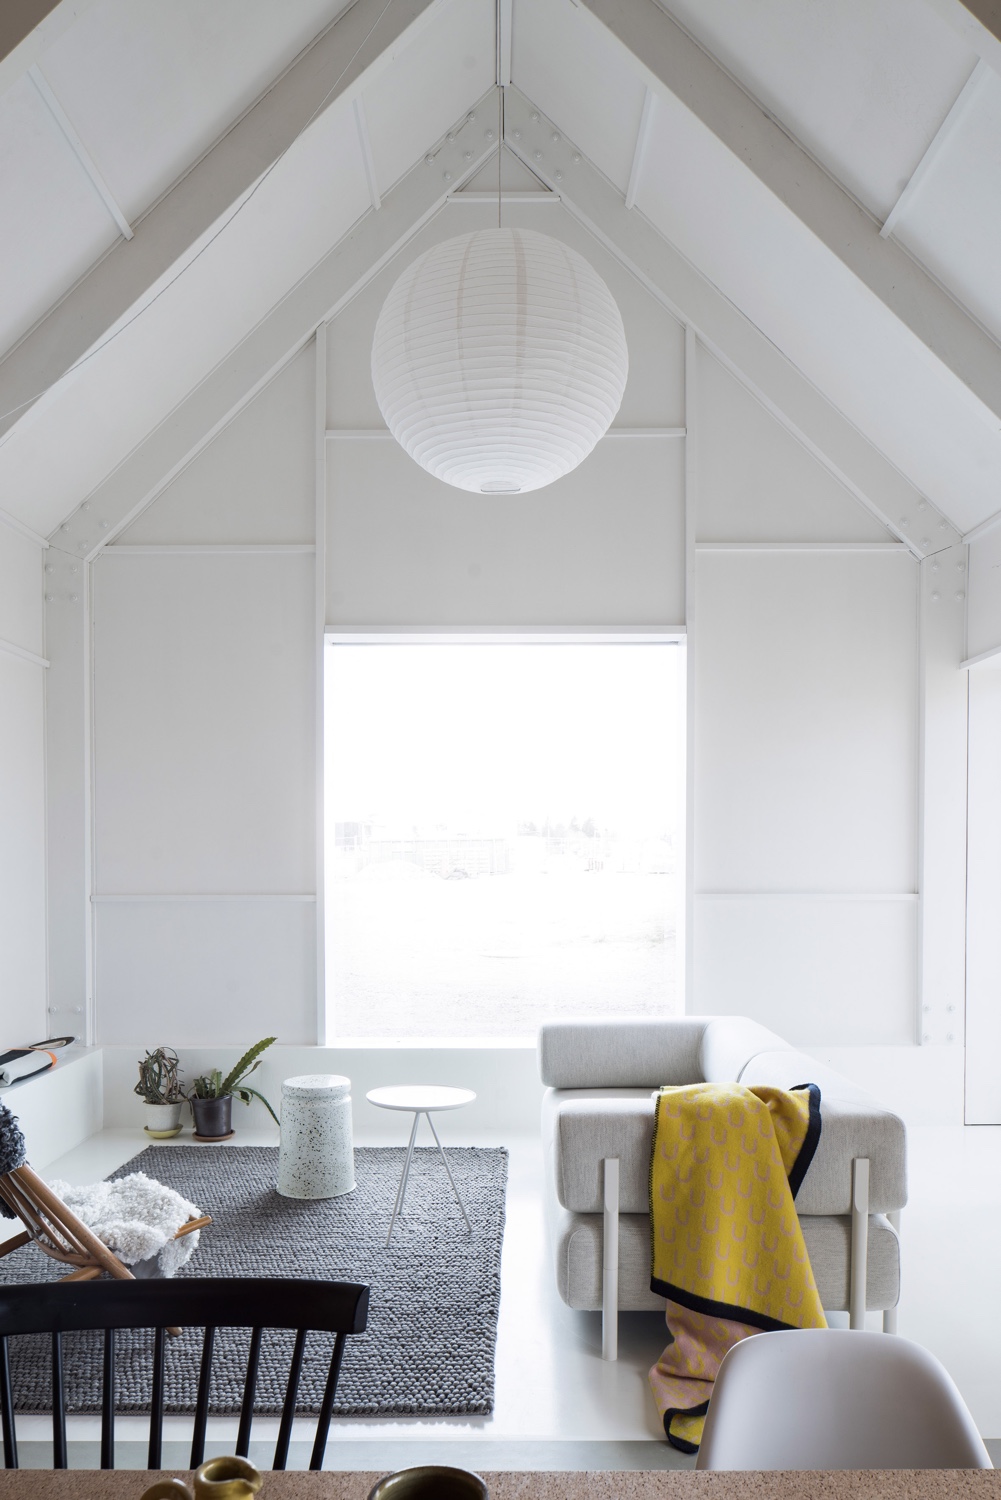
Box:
[0,1473,998,1500]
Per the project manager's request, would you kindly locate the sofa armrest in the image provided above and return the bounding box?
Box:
[545,1090,657,1213]
[538,1017,708,1089]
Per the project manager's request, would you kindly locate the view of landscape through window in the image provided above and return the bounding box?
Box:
[324,642,684,1039]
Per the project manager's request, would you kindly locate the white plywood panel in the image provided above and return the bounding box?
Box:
[661,0,975,220]
[0,655,47,1041]
[635,87,1001,533]
[894,69,1001,347]
[918,547,969,1048]
[0,528,43,654]
[0,74,118,358]
[39,0,346,222]
[696,347,895,543]
[964,670,1001,1121]
[512,0,646,193]
[327,435,684,628]
[328,198,685,431]
[692,895,916,1045]
[93,553,314,892]
[967,526,1001,660]
[117,347,314,545]
[0,100,370,538]
[362,0,493,195]
[695,552,918,892]
[95,900,316,1045]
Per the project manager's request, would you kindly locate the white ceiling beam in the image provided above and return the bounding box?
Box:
[881,61,989,239]
[49,95,498,559]
[29,64,133,240]
[503,88,961,559]
[923,0,1001,77]
[625,87,655,211]
[573,0,1001,427]
[0,0,104,97]
[0,0,447,442]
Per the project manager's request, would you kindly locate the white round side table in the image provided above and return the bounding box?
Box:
[366,1085,476,1245]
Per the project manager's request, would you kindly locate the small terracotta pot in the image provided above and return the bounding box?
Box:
[191,1094,233,1138]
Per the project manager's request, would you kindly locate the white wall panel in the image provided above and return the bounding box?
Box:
[327,436,684,628]
[964,669,1001,1122]
[693,895,917,1045]
[117,348,314,545]
[95,901,316,1046]
[0,527,43,653]
[93,553,314,893]
[695,551,918,895]
[967,525,1001,660]
[696,348,894,543]
[0,654,47,1042]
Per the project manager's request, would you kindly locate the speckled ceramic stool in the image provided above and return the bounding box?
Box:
[277,1074,355,1199]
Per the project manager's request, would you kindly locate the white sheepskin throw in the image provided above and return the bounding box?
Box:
[49,1173,203,1278]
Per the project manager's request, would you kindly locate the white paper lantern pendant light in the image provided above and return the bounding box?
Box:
[371,226,629,494]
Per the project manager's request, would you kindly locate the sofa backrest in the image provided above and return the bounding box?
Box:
[698,1017,795,1082]
[537,1017,708,1089]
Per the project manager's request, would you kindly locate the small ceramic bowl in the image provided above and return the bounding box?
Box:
[367,1467,488,1500]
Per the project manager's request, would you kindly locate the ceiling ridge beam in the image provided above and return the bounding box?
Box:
[573,0,1001,427]
[0,0,448,445]
[48,93,499,558]
[503,88,959,559]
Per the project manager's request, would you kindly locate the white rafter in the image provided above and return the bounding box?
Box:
[0,0,447,443]
[502,88,961,560]
[574,0,1001,426]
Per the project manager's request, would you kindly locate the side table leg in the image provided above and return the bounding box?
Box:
[426,1111,472,1236]
[386,1111,420,1247]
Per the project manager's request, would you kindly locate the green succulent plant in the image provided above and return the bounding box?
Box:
[189,1037,280,1126]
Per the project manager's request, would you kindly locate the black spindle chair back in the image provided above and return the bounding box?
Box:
[0,1278,369,1472]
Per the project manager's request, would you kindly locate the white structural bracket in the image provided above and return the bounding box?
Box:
[602,1156,619,1361]
[502,88,960,560]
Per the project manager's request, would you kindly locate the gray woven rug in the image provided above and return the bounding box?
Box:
[0,1144,507,1417]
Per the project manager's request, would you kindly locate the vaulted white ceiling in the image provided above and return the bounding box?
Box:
[0,0,999,547]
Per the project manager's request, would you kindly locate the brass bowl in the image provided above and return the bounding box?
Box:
[367,1466,489,1500]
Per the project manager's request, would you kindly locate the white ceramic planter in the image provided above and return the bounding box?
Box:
[143,1100,183,1137]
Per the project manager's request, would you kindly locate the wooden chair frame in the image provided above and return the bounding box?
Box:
[0,1164,211,1284]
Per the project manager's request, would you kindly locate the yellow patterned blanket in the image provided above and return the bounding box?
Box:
[648,1080,826,1452]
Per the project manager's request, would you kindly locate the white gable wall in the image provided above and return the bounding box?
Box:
[54,206,961,1107]
[0,524,47,1043]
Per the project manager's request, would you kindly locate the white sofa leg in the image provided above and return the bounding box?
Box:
[602,1156,619,1361]
[849,1156,869,1330]
[883,1208,901,1333]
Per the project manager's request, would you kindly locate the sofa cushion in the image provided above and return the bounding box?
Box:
[553,1208,900,1313]
[538,1017,708,1089]
[738,1049,907,1214]
[698,1016,795,1082]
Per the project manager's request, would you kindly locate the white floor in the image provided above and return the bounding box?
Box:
[7,1119,1001,1468]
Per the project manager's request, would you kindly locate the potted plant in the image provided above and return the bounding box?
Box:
[135,1047,185,1137]
[188,1037,280,1140]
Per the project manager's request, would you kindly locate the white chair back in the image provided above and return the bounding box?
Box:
[696,1329,992,1471]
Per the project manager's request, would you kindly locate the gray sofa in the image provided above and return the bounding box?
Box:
[538,1016,906,1359]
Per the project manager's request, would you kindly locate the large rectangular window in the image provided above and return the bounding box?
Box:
[324,639,684,1040]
